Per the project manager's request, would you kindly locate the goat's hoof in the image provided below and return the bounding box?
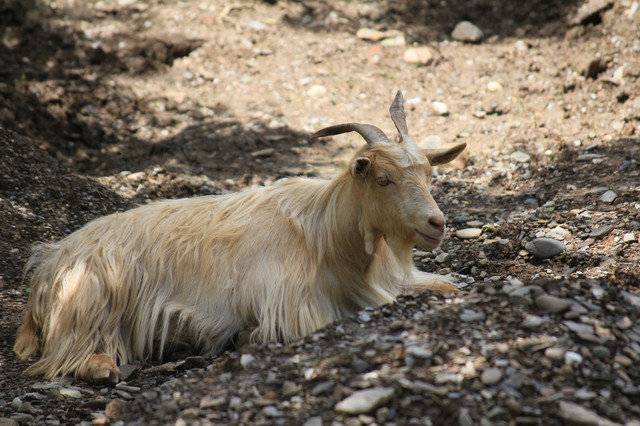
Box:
[81,353,120,383]
[423,280,461,295]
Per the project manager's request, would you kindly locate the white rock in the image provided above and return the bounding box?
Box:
[480,368,503,385]
[600,190,617,203]
[558,401,620,426]
[514,40,528,52]
[403,47,434,65]
[623,232,636,243]
[303,417,323,426]
[564,351,583,366]
[307,85,327,97]
[335,387,395,414]
[544,347,565,360]
[250,148,275,158]
[431,101,449,116]
[487,81,502,92]
[356,28,386,41]
[510,151,531,163]
[59,388,82,398]
[240,354,256,369]
[455,228,482,239]
[126,171,146,182]
[451,21,483,42]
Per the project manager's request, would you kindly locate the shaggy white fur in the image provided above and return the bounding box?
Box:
[14,92,465,380]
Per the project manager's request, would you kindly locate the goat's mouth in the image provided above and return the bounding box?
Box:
[414,229,443,248]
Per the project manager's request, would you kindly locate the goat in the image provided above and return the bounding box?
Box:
[14,91,466,382]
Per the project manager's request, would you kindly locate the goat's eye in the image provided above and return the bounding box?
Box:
[376,175,392,186]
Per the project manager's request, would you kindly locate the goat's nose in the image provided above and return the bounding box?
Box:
[428,215,445,232]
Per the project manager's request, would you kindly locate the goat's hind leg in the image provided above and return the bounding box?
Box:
[77,353,120,383]
[409,270,460,295]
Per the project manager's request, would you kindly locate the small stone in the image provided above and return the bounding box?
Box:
[251,148,275,158]
[114,384,140,393]
[564,351,583,366]
[0,418,18,426]
[403,47,434,65]
[105,399,124,420]
[525,238,565,259]
[599,190,617,203]
[575,388,597,400]
[432,101,449,116]
[307,84,327,97]
[303,417,323,426]
[535,294,572,313]
[487,81,502,92]
[180,356,207,370]
[434,252,448,263]
[616,317,632,330]
[356,28,386,41]
[481,368,503,385]
[459,309,485,322]
[311,381,335,396]
[406,346,432,359]
[522,314,546,329]
[557,401,619,426]
[510,151,531,163]
[59,388,82,398]
[240,354,256,369]
[622,232,636,243]
[451,21,483,42]
[118,364,141,381]
[590,224,613,238]
[545,347,565,360]
[282,381,299,397]
[455,228,482,239]
[199,396,226,409]
[335,387,395,415]
[263,406,283,417]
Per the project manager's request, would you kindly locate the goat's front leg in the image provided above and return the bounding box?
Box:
[408,270,460,295]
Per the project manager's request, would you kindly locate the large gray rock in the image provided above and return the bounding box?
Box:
[525,238,565,259]
[335,387,395,414]
[451,21,483,42]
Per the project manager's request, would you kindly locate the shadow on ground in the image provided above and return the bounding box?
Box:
[280,0,585,42]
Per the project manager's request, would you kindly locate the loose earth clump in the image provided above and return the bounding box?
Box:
[0,0,639,424]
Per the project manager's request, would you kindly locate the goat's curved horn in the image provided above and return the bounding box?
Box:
[389,90,413,144]
[312,123,389,146]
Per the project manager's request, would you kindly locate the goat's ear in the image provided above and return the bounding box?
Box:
[352,157,371,177]
[424,143,467,166]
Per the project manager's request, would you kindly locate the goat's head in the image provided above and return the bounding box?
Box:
[314,91,466,251]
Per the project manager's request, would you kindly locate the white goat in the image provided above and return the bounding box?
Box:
[14,91,466,381]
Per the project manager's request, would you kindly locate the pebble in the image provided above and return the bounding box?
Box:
[240,354,256,369]
[522,314,546,329]
[590,224,613,238]
[455,228,482,239]
[525,238,565,259]
[262,406,283,417]
[307,85,327,97]
[435,252,448,263]
[303,417,323,426]
[335,387,395,414]
[125,171,145,182]
[535,294,572,313]
[59,388,82,398]
[406,345,432,359]
[403,47,434,65]
[487,81,502,92]
[431,101,449,116]
[599,190,617,203]
[451,21,483,42]
[356,28,386,41]
[251,148,275,158]
[459,309,485,322]
[558,401,619,426]
[510,151,531,163]
[545,347,565,360]
[480,368,503,385]
[564,351,583,366]
[622,232,636,243]
[0,418,18,426]
[199,396,226,409]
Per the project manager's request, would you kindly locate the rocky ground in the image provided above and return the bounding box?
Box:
[0,0,639,424]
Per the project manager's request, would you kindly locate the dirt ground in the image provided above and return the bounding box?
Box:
[0,0,639,424]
